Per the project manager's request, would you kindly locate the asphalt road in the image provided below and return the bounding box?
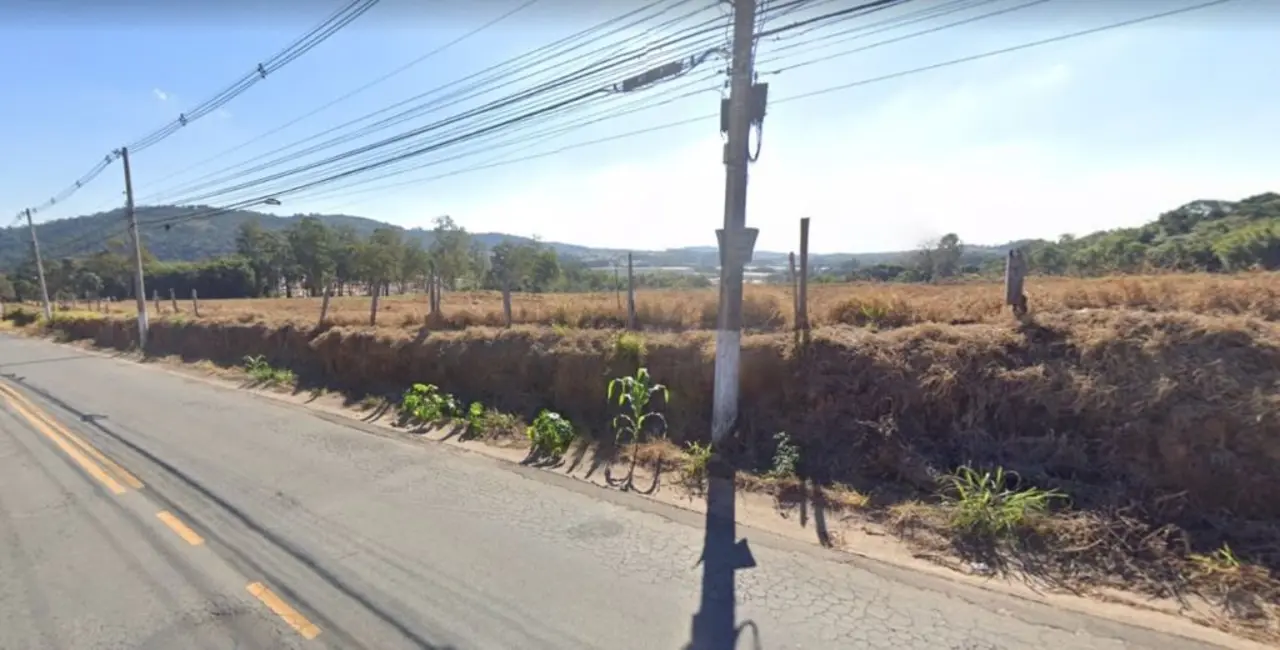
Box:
[0,334,1236,650]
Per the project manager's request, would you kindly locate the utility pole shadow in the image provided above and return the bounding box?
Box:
[684,453,757,650]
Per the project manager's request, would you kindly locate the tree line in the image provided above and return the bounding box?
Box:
[795,192,1280,284]
[0,215,710,303]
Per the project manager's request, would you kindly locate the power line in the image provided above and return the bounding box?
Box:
[150,22,731,208]
[141,0,544,190]
[769,0,1235,98]
[139,0,722,205]
[38,0,1234,255]
[756,0,1052,72]
[146,47,721,218]
[264,0,1243,218]
[17,0,379,223]
[757,0,997,53]
[127,0,380,153]
[286,71,723,207]
[754,0,912,40]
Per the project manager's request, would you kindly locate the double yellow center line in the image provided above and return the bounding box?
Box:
[0,382,143,494]
[0,381,322,641]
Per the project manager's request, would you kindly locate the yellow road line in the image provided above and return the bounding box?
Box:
[156,510,205,546]
[246,582,321,640]
[1,392,126,495]
[0,383,144,490]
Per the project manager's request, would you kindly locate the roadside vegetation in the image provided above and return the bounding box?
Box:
[2,189,1279,643]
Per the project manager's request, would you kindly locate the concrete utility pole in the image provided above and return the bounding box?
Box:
[121,147,149,348]
[711,0,760,445]
[23,209,52,321]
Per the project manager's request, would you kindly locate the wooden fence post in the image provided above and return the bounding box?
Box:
[1004,249,1029,317]
[428,273,437,315]
[626,251,636,330]
[153,289,161,314]
[318,283,332,327]
[798,217,810,331]
[788,251,798,329]
[169,288,179,313]
[191,290,200,317]
[369,283,381,326]
[501,277,513,328]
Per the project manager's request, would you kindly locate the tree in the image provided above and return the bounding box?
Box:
[235,221,285,297]
[359,227,403,294]
[73,270,103,298]
[286,217,335,296]
[428,215,474,290]
[330,226,362,296]
[529,248,561,292]
[0,274,15,301]
[1213,220,1280,271]
[399,241,431,293]
[933,233,963,278]
[486,240,536,291]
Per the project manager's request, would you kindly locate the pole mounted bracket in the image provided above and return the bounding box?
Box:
[716,227,759,269]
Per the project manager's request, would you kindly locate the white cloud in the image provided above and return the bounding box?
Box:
[215,108,232,120]
[152,88,169,102]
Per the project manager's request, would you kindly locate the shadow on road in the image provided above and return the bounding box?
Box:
[0,354,98,369]
[684,453,759,650]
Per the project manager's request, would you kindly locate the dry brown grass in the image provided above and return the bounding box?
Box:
[20,275,1280,640]
[76,271,1280,332]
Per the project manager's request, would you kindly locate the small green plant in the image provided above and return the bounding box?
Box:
[607,367,669,446]
[467,401,484,423]
[241,355,293,385]
[941,465,1064,538]
[243,355,272,381]
[1190,543,1243,575]
[238,355,293,386]
[681,441,713,483]
[398,383,460,428]
[768,431,801,479]
[605,368,670,491]
[612,332,647,365]
[526,410,576,458]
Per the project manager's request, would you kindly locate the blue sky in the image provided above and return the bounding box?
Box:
[1,0,1276,254]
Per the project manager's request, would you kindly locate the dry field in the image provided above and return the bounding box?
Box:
[83,271,1280,331]
[20,272,1280,640]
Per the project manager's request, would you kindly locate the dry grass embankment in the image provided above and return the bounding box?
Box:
[83,271,1280,332]
[15,272,1280,640]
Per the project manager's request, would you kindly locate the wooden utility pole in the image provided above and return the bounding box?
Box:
[318,283,332,327]
[23,209,52,321]
[1005,249,1029,318]
[122,147,148,347]
[710,0,760,446]
[798,217,810,331]
[626,252,636,330]
[788,252,798,328]
[501,277,513,328]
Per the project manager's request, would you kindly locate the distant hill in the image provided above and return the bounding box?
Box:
[0,203,1027,271]
[0,205,596,269]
